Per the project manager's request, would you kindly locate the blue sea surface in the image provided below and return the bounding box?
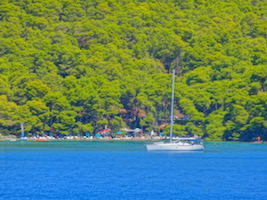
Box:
[1,141,267,200]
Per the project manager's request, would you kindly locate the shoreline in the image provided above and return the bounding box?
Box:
[1,137,267,143]
[0,137,164,142]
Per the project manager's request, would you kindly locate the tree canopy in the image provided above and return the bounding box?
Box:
[0,0,267,141]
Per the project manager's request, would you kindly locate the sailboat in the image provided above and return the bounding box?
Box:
[146,69,204,151]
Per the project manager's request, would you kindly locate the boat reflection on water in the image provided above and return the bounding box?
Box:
[148,150,204,154]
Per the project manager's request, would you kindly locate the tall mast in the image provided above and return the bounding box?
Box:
[169,69,175,143]
[20,122,24,138]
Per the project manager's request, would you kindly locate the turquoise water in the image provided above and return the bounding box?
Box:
[1,141,267,200]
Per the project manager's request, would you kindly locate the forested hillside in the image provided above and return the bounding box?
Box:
[1,0,267,141]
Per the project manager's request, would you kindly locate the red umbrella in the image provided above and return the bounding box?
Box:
[100,128,111,133]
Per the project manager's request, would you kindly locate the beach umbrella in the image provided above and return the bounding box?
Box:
[116,131,123,134]
[86,133,92,137]
[95,133,102,138]
[100,128,111,133]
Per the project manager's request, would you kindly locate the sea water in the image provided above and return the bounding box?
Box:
[1,141,267,200]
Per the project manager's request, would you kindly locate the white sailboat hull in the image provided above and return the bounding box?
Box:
[146,143,204,151]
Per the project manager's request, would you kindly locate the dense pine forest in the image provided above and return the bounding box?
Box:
[0,0,267,141]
